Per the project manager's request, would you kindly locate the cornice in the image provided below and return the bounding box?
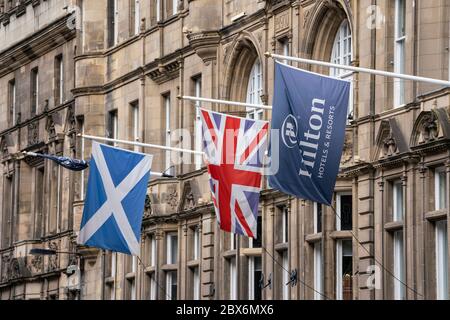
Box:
[0,13,76,78]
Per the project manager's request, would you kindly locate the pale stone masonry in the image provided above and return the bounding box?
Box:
[0,0,449,300]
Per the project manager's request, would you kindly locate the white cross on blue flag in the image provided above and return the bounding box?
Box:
[77,142,153,256]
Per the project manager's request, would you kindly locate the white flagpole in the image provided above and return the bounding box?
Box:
[23,150,171,178]
[180,95,273,110]
[267,52,450,87]
[79,134,204,155]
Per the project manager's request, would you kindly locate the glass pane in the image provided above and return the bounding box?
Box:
[339,195,353,230]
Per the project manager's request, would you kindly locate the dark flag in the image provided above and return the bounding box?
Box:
[268,62,350,205]
[24,152,89,171]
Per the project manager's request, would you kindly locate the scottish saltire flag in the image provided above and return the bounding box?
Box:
[268,62,350,205]
[25,152,88,171]
[77,142,153,255]
[200,109,269,238]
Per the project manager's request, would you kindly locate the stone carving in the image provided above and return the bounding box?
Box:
[166,185,178,210]
[143,194,153,218]
[341,131,353,165]
[382,131,397,157]
[1,253,12,282]
[48,242,59,271]
[28,121,39,146]
[29,254,43,274]
[419,112,438,143]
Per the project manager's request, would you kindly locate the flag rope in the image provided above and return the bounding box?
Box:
[260,243,332,300]
[329,205,423,298]
[267,52,450,87]
[136,255,172,300]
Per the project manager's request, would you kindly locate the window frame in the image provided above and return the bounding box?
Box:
[394,0,406,108]
[435,167,447,211]
[246,60,263,120]
[393,230,405,300]
[435,220,448,300]
[336,192,352,231]
[193,75,203,170]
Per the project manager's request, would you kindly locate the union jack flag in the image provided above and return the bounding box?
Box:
[200,109,269,238]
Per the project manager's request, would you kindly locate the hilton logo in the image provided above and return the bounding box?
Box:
[281,115,298,149]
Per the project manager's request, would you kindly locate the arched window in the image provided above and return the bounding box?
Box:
[246,60,263,120]
[330,20,353,120]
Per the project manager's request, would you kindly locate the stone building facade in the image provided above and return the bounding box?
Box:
[0,0,449,300]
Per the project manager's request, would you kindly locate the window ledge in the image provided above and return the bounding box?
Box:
[105,276,115,284]
[384,221,403,232]
[241,248,262,256]
[305,233,322,243]
[330,230,352,239]
[223,250,236,258]
[125,272,135,280]
[187,260,200,268]
[144,266,155,274]
[161,263,177,271]
[425,209,448,222]
[274,242,288,252]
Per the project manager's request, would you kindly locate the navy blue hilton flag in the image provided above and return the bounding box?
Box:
[268,62,350,205]
[24,152,89,171]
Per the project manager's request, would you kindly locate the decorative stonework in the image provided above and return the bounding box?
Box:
[28,121,40,147]
[48,242,59,272]
[179,180,201,211]
[187,31,221,63]
[341,131,353,165]
[374,119,408,160]
[165,184,179,210]
[148,60,181,84]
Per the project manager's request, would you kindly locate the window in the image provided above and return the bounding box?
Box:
[248,256,262,300]
[166,270,177,300]
[49,164,61,234]
[330,20,353,120]
[314,202,322,234]
[109,110,118,145]
[193,266,200,300]
[149,273,157,300]
[193,76,203,170]
[435,167,447,210]
[392,180,404,222]
[1,175,14,248]
[229,257,237,299]
[393,230,405,300]
[55,55,64,105]
[78,118,86,200]
[250,215,262,248]
[150,0,160,25]
[279,38,289,64]
[8,79,16,126]
[193,227,200,260]
[281,250,289,300]
[130,0,140,36]
[31,67,39,115]
[34,167,45,238]
[108,0,119,47]
[336,239,353,300]
[125,256,137,300]
[166,232,178,264]
[336,193,352,231]
[164,94,171,172]
[130,101,139,151]
[230,233,237,251]
[246,60,263,120]
[313,242,323,300]
[165,0,177,18]
[149,234,157,267]
[394,0,406,107]
[281,206,288,243]
[105,252,117,300]
[435,220,448,300]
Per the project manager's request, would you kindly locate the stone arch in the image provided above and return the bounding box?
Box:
[410,108,450,150]
[302,0,354,74]
[221,31,264,115]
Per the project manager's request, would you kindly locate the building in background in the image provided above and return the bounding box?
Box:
[0,0,449,300]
